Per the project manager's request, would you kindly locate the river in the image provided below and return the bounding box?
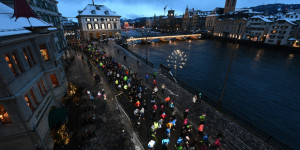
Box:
[128,39,300,149]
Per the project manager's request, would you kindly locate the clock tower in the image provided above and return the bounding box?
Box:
[224,0,237,13]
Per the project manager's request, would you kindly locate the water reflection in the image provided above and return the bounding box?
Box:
[288,53,294,60]
[255,49,264,62]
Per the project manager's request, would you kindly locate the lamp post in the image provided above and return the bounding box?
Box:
[166,49,187,77]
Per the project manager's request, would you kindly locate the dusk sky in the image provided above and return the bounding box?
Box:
[57,0,299,20]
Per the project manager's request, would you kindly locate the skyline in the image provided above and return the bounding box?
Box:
[58,0,299,19]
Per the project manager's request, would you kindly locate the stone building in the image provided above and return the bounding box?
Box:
[213,0,262,39]
[182,7,211,32]
[265,19,297,46]
[152,10,182,33]
[243,16,273,42]
[0,2,67,150]
[77,3,121,40]
[205,7,224,32]
[0,0,67,55]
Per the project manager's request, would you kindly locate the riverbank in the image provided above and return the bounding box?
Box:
[99,40,288,150]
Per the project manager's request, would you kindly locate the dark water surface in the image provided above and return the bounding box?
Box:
[129,40,300,148]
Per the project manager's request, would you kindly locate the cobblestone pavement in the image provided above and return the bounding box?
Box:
[64,49,139,150]
[97,40,274,150]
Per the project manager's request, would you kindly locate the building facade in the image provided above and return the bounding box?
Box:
[243,16,273,42]
[0,0,67,56]
[0,3,67,150]
[77,4,121,40]
[182,7,211,32]
[265,19,297,45]
[205,7,224,32]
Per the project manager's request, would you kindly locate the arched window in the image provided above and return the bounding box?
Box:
[0,104,11,124]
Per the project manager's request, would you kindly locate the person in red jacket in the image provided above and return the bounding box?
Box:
[153,104,158,111]
[161,112,166,119]
[153,79,157,86]
[135,101,141,108]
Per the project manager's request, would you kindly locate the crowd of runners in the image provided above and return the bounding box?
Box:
[68,39,222,150]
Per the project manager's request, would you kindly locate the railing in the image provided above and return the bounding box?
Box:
[118,43,154,68]
[159,64,293,150]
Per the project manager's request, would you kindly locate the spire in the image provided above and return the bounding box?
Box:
[92,0,95,5]
[12,0,38,20]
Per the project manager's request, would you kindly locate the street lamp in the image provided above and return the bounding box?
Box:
[166,49,187,77]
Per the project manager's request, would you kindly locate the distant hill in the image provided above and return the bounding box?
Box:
[249,3,300,15]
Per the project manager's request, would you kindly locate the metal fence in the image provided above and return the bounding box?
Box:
[159,64,293,150]
[118,44,154,68]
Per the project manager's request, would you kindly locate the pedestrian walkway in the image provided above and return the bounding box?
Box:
[67,39,274,150]
[100,41,274,150]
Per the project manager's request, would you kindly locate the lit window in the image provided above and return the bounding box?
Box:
[24,94,34,111]
[30,89,38,105]
[50,74,59,88]
[95,24,99,29]
[39,44,50,61]
[107,24,111,29]
[86,18,91,21]
[101,24,105,29]
[87,23,92,30]
[113,18,116,21]
[0,104,11,124]
[12,53,22,72]
[107,18,110,21]
[4,54,17,76]
[271,30,277,34]
[94,18,98,21]
[23,48,31,67]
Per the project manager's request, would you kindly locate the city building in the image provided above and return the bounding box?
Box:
[76,3,121,40]
[264,19,297,46]
[0,0,67,56]
[205,7,224,32]
[154,10,182,33]
[0,2,67,150]
[182,7,211,32]
[243,15,273,42]
[213,0,263,39]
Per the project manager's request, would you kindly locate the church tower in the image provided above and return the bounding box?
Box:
[224,0,237,13]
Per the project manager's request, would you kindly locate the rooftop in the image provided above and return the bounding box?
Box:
[0,2,53,37]
[77,4,120,17]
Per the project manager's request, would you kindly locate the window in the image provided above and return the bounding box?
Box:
[94,18,98,21]
[24,94,34,111]
[39,44,50,61]
[107,18,110,21]
[23,48,31,67]
[27,46,36,64]
[107,23,111,29]
[50,74,59,88]
[101,18,104,21]
[114,23,117,29]
[12,53,22,72]
[271,30,277,34]
[41,79,47,92]
[30,89,38,105]
[86,18,91,21]
[101,23,105,29]
[87,23,92,30]
[4,54,17,76]
[113,18,116,21]
[0,104,11,124]
[37,82,45,97]
[94,23,99,29]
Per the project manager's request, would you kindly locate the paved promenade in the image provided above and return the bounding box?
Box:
[97,40,275,150]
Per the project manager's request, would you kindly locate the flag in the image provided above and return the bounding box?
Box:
[13,0,38,20]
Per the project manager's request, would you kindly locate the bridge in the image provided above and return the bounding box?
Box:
[126,34,202,42]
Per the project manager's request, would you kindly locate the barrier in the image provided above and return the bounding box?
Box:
[119,43,154,68]
[159,64,293,150]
